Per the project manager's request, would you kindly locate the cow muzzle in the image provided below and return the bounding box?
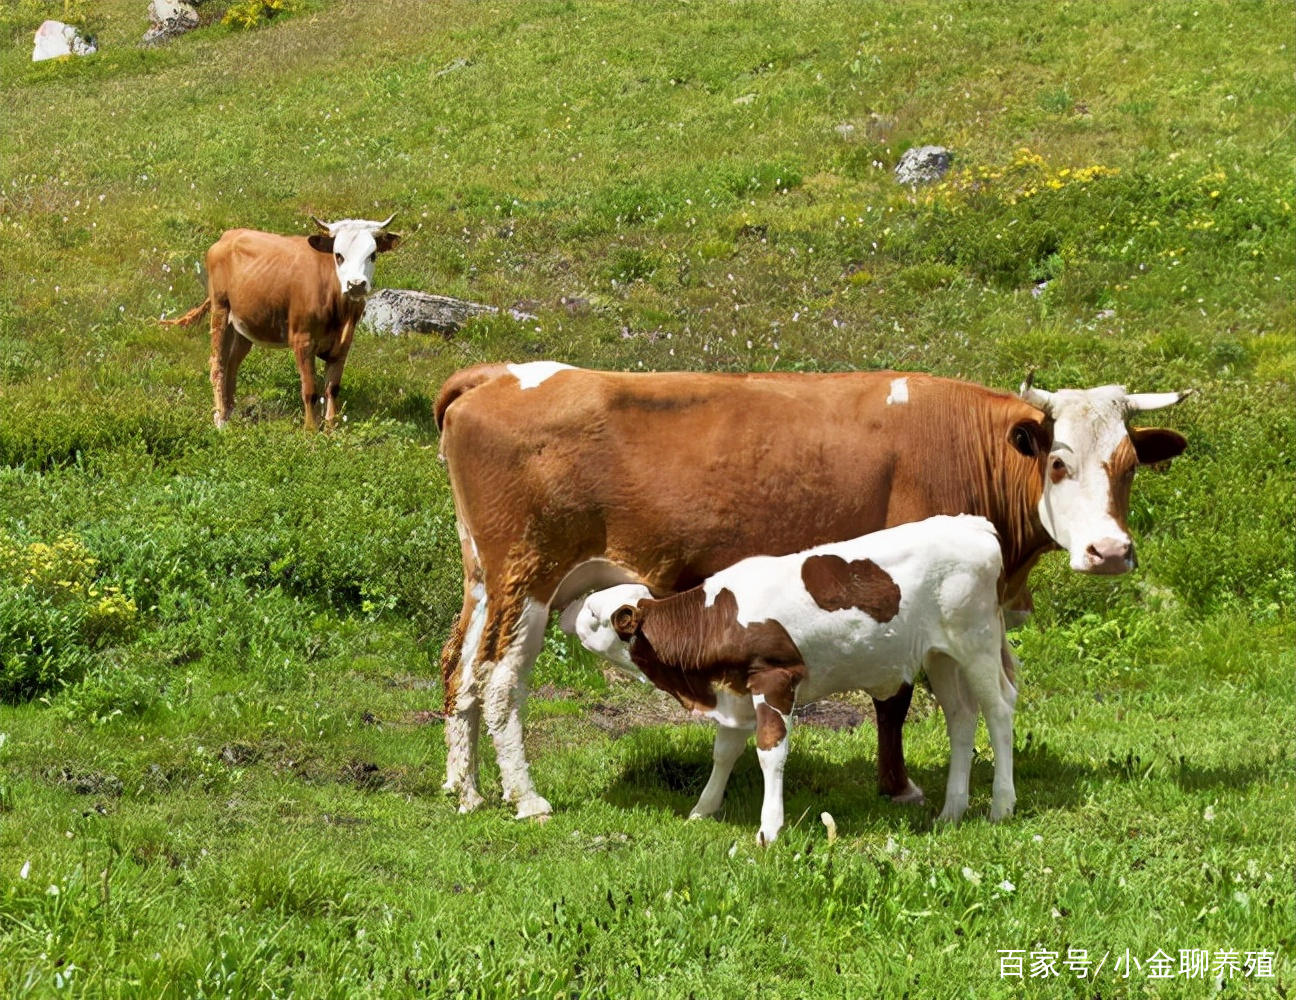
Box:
[345,279,369,298]
[1083,537,1135,575]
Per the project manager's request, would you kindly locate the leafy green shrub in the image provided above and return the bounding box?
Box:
[0,533,137,702]
[52,652,167,725]
[223,0,303,29]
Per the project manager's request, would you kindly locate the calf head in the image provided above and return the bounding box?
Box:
[574,584,652,674]
[1018,382,1190,574]
[308,214,401,300]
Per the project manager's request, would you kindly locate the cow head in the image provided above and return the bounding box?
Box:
[574,584,652,674]
[1018,382,1190,574]
[308,214,400,300]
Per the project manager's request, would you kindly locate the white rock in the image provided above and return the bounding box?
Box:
[895,145,952,187]
[143,0,199,45]
[361,288,537,337]
[32,20,96,62]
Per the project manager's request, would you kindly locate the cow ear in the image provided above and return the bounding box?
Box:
[308,234,335,254]
[1009,419,1045,458]
[375,232,401,253]
[1131,427,1187,465]
[611,604,643,641]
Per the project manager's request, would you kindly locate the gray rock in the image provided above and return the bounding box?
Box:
[143,0,199,45]
[32,20,96,61]
[894,145,952,187]
[361,288,538,336]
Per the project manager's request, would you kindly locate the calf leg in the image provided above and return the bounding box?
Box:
[690,726,751,820]
[874,685,924,803]
[481,596,551,818]
[690,693,756,819]
[963,651,1018,822]
[926,653,978,823]
[754,694,792,845]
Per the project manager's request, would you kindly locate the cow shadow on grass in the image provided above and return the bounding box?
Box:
[600,728,1268,837]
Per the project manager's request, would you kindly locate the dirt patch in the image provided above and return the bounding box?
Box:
[795,699,867,731]
[586,682,698,737]
[339,760,386,791]
[534,683,579,701]
[51,768,124,797]
[406,709,445,726]
[220,742,262,767]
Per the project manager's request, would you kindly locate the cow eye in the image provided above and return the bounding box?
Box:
[1050,456,1069,478]
[368,251,377,262]
[334,252,344,265]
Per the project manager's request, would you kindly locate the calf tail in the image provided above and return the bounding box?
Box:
[161,298,211,327]
[434,362,512,432]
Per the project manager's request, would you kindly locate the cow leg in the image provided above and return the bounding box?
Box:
[291,341,319,431]
[322,341,352,429]
[926,653,978,823]
[441,584,487,812]
[874,685,924,803]
[209,305,236,428]
[222,333,253,423]
[481,596,551,819]
[963,648,1018,822]
[753,692,793,846]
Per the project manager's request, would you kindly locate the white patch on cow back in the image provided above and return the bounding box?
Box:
[886,377,909,405]
[507,361,575,390]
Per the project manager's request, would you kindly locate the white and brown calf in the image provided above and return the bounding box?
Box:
[573,515,1015,844]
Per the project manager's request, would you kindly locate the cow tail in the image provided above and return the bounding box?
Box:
[161,298,211,327]
[434,363,512,432]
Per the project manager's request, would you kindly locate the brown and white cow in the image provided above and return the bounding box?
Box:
[434,362,1190,819]
[162,215,400,430]
[575,515,1013,843]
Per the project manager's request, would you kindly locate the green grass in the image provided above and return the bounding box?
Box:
[1,0,1293,995]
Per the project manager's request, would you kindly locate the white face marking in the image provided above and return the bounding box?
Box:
[507,361,575,390]
[886,377,909,405]
[313,218,394,300]
[575,584,651,675]
[1034,386,1133,571]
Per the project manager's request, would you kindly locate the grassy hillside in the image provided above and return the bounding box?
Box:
[1,1,1292,996]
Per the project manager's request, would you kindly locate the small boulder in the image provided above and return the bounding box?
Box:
[361,288,537,336]
[143,0,199,45]
[32,20,96,61]
[894,145,952,187]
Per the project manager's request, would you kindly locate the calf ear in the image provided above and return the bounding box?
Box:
[307,235,335,254]
[611,604,643,641]
[375,232,401,253]
[1130,426,1187,465]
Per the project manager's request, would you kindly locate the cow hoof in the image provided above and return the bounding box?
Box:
[514,793,552,820]
[756,829,777,847]
[888,780,926,805]
[457,788,485,814]
[687,811,713,822]
[213,414,228,430]
[989,801,1016,823]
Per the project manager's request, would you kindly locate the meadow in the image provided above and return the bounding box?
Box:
[0,0,1292,995]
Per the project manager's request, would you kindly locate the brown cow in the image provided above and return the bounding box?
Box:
[434,362,1190,819]
[162,215,400,430]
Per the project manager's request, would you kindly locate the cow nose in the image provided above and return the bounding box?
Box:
[1084,537,1133,575]
[346,279,368,295]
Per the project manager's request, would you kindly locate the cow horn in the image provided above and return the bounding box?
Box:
[309,215,333,234]
[1020,368,1036,394]
[1021,385,1055,415]
[375,213,396,229]
[1125,388,1196,413]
